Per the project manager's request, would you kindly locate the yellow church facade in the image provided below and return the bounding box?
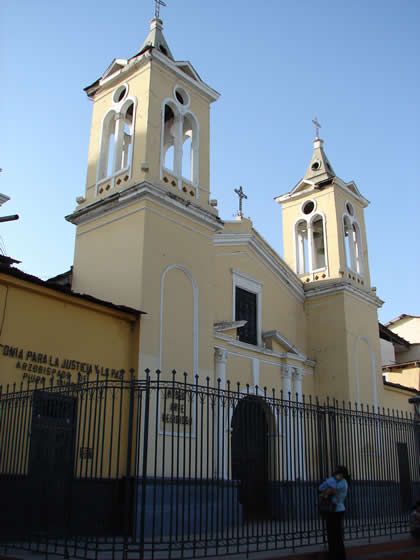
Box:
[0,13,419,557]
[65,16,414,415]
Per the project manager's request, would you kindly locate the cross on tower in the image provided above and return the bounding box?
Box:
[234,186,248,218]
[312,117,321,139]
[154,0,167,19]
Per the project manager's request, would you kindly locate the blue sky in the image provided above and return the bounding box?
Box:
[1,0,419,323]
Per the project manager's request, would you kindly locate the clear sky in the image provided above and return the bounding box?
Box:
[1,0,419,323]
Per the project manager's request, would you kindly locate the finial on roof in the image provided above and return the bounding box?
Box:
[234,186,248,218]
[312,117,321,140]
[154,0,166,20]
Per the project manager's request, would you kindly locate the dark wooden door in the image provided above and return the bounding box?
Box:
[231,397,270,520]
[28,391,76,534]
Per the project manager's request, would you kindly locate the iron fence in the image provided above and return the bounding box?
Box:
[0,370,419,559]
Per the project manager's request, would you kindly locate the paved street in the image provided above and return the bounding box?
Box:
[1,534,418,560]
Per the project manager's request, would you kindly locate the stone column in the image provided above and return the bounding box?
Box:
[293,367,306,479]
[252,358,260,391]
[293,367,304,402]
[281,364,294,479]
[215,347,228,478]
[173,113,184,185]
[281,364,293,399]
[112,113,125,175]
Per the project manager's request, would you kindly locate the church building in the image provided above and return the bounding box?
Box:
[0,9,419,554]
[62,13,412,414]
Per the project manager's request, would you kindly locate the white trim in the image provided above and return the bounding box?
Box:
[88,49,220,103]
[293,211,329,278]
[304,280,383,308]
[262,330,307,360]
[159,264,199,377]
[301,198,317,216]
[232,269,263,346]
[74,204,216,242]
[173,85,190,109]
[276,176,370,208]
[67,180,223,232]
[214,334,315,368]
[252,358,260,388]
[214,232,304,302]
[342,212,365,276]
[150,49,220,102]
[160,97,200,189]
[96,95,137,189]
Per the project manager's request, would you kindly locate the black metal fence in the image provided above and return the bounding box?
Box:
[0,370,419,559]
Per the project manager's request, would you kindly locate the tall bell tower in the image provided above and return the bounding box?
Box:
[275,123,384,405]
[66,12,222,377]
[276,122,372,291]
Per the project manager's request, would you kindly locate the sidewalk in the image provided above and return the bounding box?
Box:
[245,534,419,560]
[0,534,418,560]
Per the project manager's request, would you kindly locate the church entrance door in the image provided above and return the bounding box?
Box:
[231,396,270,520]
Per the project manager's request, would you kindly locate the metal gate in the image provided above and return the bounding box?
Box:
[0,371,419,559]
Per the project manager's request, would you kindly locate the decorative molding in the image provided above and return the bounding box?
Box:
[66,180,223,232]
[214,347,228,364]
[280,364,293,379]
[262,330,307,360]
[87,49,220,103]
[159,264,198,376]
[304,280,383,308]
[214,320,247,332]
[214,232,304,302]
[213,335,315,369]
[276,176,370,208]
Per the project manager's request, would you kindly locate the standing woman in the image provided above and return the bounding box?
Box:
[319,465,351,560]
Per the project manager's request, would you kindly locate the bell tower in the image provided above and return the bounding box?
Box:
[66,11,223,378]
[275,122,372,291]
[276,123,383,404]
[74,15,219,211]
[66,12,222,299]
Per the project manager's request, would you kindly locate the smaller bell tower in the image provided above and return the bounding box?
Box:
[276,121,371,290]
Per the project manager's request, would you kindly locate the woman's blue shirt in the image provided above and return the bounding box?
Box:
[319,476,348,512]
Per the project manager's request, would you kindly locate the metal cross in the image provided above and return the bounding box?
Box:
[234,186,248,218]
[312,117,321,139]
[154,0,167,19]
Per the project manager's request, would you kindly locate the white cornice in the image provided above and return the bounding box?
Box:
[150,50,220,101]
[214,232,304,302]
[276,177,369,208]
[87,49,220,103]
[304,280,384,308]
[262,330,307,360]
[214,333,314,368]
[66,181,224,232]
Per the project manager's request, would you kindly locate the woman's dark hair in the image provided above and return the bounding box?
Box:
[333,465,351,486]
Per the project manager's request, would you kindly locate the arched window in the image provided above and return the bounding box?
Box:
[343,216,353,269]
[311,215,326,270]
[182,113,198,183]
[296,220,309,275]
[161,89,199,187]
[120,101,134,170]
[98,110,117,181]
[343,207,364,275]
[96,85,136,187]
[163,103,176,172]
[352,222,363,274]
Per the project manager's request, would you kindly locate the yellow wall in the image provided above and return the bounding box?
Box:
[385,365,420,392]
[0,272,140,388]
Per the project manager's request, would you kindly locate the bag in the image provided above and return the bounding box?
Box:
[319,491,336,514]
